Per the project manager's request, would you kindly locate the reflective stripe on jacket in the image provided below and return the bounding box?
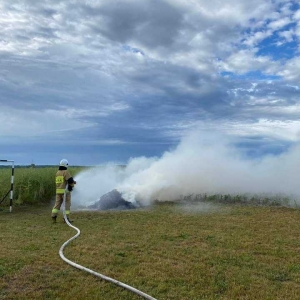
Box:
[55,170,72,194]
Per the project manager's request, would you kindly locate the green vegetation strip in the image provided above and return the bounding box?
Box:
[0,167,86,206]
[1,203,300,299]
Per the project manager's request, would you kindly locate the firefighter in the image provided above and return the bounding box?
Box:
[51,159,76,223]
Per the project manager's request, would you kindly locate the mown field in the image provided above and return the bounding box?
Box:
[1,168,300,299]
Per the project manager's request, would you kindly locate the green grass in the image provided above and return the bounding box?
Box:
[0,167,86,206]
[1,203,300,299]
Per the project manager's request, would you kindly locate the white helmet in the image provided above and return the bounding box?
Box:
[60,159,69,167]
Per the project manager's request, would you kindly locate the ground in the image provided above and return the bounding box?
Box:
[1,202,300,299]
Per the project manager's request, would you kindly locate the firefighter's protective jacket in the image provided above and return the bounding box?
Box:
[55,167,75,194]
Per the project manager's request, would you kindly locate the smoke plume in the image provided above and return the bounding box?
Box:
[72,130,300,207]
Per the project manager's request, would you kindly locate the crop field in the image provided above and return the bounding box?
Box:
[1,168,300,300]
[0,166,86,206]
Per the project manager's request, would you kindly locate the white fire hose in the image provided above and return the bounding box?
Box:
[59,188,157,300]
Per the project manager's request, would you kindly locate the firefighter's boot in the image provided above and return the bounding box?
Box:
[64,217,73,223]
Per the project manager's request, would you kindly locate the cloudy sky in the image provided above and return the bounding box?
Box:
[0,0,300,166]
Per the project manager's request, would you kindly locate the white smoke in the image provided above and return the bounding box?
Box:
[72,130,300,207]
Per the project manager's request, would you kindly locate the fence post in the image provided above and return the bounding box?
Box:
[0,160,15,212]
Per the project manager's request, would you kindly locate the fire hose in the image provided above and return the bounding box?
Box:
[59,188,157,300]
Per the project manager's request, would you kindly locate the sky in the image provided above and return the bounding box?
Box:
[0,0,300,166]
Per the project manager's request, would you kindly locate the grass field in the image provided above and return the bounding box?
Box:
[1,202,300,300]
[0,167,86,206]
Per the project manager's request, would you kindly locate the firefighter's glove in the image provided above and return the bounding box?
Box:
[68,185,73,192]
[73,181,77,184]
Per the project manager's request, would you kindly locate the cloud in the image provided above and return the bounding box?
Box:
[277,57,300,81]
[268,17,292,31]
[90,0,183,49]
[218,49,278,74]
[0,0,300,165]
[243,30,273,47]
[278,29,295,42]
[0,106,96,137]
[227,119,300,142]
